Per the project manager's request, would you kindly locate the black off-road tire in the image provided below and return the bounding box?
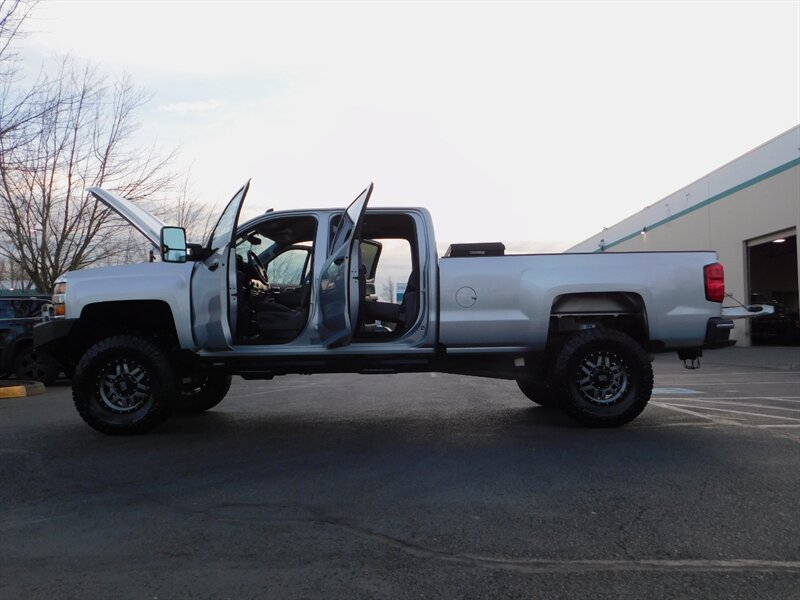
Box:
[177,374,232,413]
[516,378,558,408]
[14,346,60,385]
[551,328,653,428]
[72,335,178,435]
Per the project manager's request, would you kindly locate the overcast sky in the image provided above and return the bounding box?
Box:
[20,1,800,252]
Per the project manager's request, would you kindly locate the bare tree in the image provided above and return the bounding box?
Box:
[0,1,51,155]
[0,253,32,290]
[0,57,176,291]
[152,171,218,243]
[110,172,220,266]
[0,3,212,290]
[0,0,34,64]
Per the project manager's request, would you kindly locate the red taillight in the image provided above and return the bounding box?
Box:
[704,262,725,303]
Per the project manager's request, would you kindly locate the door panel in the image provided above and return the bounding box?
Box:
[317,248,350,348]
[317,183,372,348]
[191,247,236,349]
[191,182,250,350]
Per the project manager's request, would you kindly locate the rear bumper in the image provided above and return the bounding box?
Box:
[704,317,735,349]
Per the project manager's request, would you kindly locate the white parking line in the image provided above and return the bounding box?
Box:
[659,380,800,387]
[764,396,800,403]
[631,421,721,429]
[651,402,741,426]
[231,382,325,399]
[658,398,800,413]
[659,403,800,422]
[658,371,799,379]
[655,396,800,402]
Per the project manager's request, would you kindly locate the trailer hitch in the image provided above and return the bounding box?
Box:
[678,348,702,370]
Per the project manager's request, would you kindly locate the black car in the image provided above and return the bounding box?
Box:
[750,300,800,345]
[0,295,61,384]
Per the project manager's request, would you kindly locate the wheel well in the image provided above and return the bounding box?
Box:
[68,301,179,361]
[2,336,32,372]
[547,292,648,348]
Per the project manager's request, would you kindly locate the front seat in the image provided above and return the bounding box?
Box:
[398,269,419,331]
[254,274,312,343]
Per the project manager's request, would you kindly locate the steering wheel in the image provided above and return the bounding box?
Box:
[248,250,269,286]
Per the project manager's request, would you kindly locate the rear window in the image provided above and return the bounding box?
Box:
[0,298,46,319]
[0,300,13,319]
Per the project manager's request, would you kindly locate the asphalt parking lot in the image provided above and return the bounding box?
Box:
[2,351,799,599]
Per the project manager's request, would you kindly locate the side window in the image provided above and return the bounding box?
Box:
[9,299,41,319]
[235,236,267,262]
[0,299,42,319]
[360,241,380,279]
[235,216,318,270]
[0,300,13,319]
[267,248,310,286]
[208,183,248,252]
[328,215,343,254]
[373,239,412,302]
[12,300,31,318]
[209,207,237,251]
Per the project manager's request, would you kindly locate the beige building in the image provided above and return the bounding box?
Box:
[570,125,800,347]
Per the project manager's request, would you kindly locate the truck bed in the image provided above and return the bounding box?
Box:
[438,251,720,351]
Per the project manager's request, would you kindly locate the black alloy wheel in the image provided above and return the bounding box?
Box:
[551,328,653,427]
[72,335,178,435]
[14,346,60,385]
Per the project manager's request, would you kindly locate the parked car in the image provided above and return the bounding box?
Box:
[36,182,770,435]
[1,295,61,384]
[750,299,800,345]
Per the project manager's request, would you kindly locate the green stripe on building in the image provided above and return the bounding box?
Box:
[598,157,800,252]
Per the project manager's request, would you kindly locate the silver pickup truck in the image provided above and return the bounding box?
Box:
[35,182,763,435]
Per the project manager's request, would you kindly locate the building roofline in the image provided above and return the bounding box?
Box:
[569,124,800,252]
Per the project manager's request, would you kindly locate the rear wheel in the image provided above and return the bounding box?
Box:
[72,335,178,435]
[516,378,558,408]
[177,374,232,413]
[551,328,653,427]
[14,346,60,385]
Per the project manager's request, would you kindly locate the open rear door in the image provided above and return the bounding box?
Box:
[317,183,373,348]
[191,181,250,350]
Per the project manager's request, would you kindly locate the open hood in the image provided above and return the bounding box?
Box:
[87,187,166,248]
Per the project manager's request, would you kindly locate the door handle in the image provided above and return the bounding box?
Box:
[208,261,220,271]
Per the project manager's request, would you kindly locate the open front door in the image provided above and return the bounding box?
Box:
[191,181,250,350]
[317,183,373,348]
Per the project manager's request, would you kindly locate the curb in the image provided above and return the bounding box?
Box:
[0,381,47,399]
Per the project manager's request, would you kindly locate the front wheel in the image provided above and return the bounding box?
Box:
[14,346,60,385]
[551,328,653,428]
[72,335,178,435]
[177,374,232,413]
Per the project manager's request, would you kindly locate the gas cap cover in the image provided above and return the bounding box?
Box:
[456,286,477,308]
